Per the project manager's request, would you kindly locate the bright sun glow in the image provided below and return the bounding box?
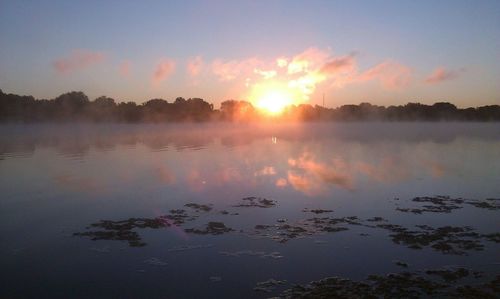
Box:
[249,82,297,115]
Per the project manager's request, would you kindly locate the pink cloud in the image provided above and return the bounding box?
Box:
[211,57,262,81]
[319,54,357,75]
[153,59,176,84]
[276,57,288,68]
[187,56,204,77]
[254,68,277,79]
[287,47,330,74]
[425,67,464,84]
[275,178,288,187]
[119,60,131,77]
[358,61,412,89]
[286,152,353,195]
[52,49,105,73]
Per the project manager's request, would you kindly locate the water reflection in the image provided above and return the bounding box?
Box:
[1,123,499,158]
[1,123,499,298]
[53,173,104,193]
[287,152,353,195]
[1,123,499,198]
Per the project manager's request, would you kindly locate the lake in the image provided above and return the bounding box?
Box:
[0,123,499,298]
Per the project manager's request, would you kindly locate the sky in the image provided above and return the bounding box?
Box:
[0,0,499,108]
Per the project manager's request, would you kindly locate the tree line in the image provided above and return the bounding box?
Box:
[1,89,499,122]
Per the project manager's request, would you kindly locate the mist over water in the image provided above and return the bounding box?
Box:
[0,123,499,298]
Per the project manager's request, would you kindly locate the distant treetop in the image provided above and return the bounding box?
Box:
[0,90,499,122]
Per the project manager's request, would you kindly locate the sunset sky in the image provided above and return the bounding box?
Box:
[1,0,499,108]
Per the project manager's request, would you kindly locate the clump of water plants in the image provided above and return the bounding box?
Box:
[184,203,212,212]
[302,208,333,214]
[278,268,498,299]
[219,250,283,259]
[254,278,288,293]
[395,195,500,214]
[249,216,364,243]
[185,221,233,235]
[425,267,482,282]
[234,196,276,208]
[375,224,494,255]
[73,209,198,246]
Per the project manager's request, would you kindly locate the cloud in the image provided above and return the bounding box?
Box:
[287,47,330,74]
[287,72,326,101]
[254,68,277,79]
[187,56,204,77]
[358,60,412,89]
[286,152,353,195]
[425,67,464,84]
[254,166,276,176]
[276,57,288,68]
[52,49,105,73]
[207,48,413,105]
[119,60,131,77]
[275,178,288,187]
[211,58,262,81]
[153,59,176,84]
[319,54,357,75]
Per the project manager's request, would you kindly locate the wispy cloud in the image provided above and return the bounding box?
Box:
[287,47,329,74]
[319,53,357,75]
[204,48,413,105]
[52,49,105,74]
[187,56,204,77]
[119,60,131,77]
[211,58,262,81]
[358,60,412,89]
[425,67,464,84]
[153,59,176,84]
[254,68,277,79]
[276,57,288,68]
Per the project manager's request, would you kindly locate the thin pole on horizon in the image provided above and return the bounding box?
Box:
[323,93,325,108]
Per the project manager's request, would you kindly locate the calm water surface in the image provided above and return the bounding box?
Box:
[0,123,499,298]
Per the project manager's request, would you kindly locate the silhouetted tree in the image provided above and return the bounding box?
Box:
[52,91,89,120]
[1,89,499,123]
[220,100,255,121]
[86,96,117,121]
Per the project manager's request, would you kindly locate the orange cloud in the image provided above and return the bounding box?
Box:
[287,47,329,74]
[208,48,413,106]
[425,67,464,84]
[283,49,361,101]
[254,68,277,79]
[52,49,105,73]
[287,72,326,101]
[153,59,176,84]
[275,178,288,187]
[358,60,412,89]
[254,166,276,176]
[287,171,317,194]
[187,56,204,77]
[119,60,131,77]
[287,152,353,195]
[276,57,288,68]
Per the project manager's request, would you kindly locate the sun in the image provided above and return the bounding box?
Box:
[249,82,296,115]
[256,90,292,114]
